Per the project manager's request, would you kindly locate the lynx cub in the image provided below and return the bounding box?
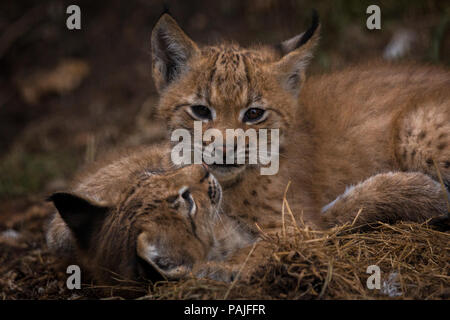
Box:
[47,145,228,283]
[150,12,449,250]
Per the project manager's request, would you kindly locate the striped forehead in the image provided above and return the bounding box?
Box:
[214,50,248,106]
[200,47,253,108]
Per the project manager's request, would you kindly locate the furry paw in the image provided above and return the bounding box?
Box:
[194,262,238,283]
[429,212,450,231]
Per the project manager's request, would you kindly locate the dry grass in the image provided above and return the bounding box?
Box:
[1,197,449,300]
[142,220,449,300]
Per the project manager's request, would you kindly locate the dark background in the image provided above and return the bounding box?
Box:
[0,0,449,205]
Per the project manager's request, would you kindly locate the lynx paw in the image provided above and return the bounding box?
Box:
[194,262,238,283]
[429,211,450,231]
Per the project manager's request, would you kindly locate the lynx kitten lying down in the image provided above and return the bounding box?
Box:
[46,145,238,283]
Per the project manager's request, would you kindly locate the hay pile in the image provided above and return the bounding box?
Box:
[146,221,449,300]
[0,199,449,299]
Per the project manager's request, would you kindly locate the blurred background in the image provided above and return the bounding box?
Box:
[0,0,449,299]
[0,0,449,212]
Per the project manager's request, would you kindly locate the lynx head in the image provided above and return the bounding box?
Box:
[151,12,319,182]
[49,164,222,283]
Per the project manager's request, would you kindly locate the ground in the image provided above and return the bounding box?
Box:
[1,201,448,299]
[0,0,449,299]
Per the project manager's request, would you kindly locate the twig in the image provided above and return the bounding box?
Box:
[351,208,364,227]
[318,258,333,299]
[284,198,301,234]
[223,242,257,300]
[281,181,292,239]
[432,158,450,214]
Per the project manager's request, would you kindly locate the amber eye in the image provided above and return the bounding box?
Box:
[242,108,266,123]
[189,105,213,121]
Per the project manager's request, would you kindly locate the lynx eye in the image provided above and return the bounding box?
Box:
[242,108,266,124]
[179,187,197,216]
[188,105,213,121]
[181,189,191,201]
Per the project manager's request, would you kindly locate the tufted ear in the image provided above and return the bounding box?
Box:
[273,10,320,97]
[151,13,199,92]
[136,232,191,280]
[48,192,109,249]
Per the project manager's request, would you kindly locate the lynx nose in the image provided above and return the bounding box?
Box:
[215,145,238,165]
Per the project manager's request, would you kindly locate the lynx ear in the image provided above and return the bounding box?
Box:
[274,10,320,96]
[48,192,109,249]
[151,13,199,92]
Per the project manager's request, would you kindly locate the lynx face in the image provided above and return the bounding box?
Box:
[49,164,222,282]
[151,13,319,182]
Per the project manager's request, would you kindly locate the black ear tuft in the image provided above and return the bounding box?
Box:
[157,2,172,22]
[162,2,171,15]
[275,9,320,56]
[49,192,109,249]
[273,9,320,96]
[296,9,320,48]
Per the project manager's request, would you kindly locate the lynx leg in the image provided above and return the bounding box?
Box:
[395,102,450,189]
[319,172,449,229]
[194,241,273,282]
